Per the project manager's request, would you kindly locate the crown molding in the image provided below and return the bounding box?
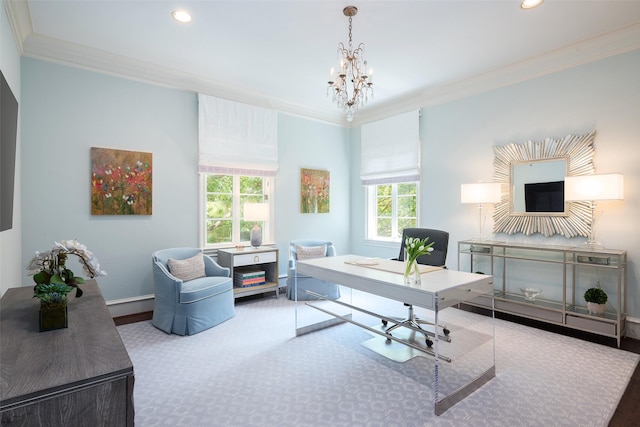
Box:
[353,22,640,126]
[3,0,33,55]
[6,1,639,128]
[21,33,348,125]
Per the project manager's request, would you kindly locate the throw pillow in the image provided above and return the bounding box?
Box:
[296,244,327,260]
[168,253,206,282]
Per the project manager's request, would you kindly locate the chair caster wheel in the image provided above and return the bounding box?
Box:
[443,328,450,336]
[382,319,388,326]
[426,339,433,348]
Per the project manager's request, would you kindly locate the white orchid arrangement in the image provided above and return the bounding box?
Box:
[403,236,435,277]
[26,239,107,298]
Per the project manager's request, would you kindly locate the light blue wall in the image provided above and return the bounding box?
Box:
[0,3,22,296]
[349,50,640,317]
[19,58,351,301]
[21,59,200,300]
[15,48,640,318]
[275,113,351,275]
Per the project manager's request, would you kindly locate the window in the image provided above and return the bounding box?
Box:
[200,174,273,248]
[366,182,418,241]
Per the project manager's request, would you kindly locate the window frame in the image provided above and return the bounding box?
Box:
[365,181,419,243]
[199,173,275,249]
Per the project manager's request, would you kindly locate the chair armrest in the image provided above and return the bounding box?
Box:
[153,260,183,299]
[203,254,230,277]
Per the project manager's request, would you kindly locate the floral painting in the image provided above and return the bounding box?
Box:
[91,147,152,215]
[300,168,330,213]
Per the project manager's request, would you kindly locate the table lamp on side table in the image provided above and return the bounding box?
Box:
[244,202,269,248]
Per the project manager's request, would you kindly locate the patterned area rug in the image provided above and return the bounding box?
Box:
[118,294,638,427]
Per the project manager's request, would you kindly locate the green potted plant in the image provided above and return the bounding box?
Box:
[34,282,74,331]
[584,287,608,315]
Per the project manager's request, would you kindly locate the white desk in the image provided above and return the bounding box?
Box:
[295,254,495,415]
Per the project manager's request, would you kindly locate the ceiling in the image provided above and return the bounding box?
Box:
[5,1,640,125]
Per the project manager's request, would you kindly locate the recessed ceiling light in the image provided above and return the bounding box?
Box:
[172,10,192,23]
[521,0,543,9]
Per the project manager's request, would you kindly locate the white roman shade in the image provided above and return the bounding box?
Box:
[198,94,278,176]
[360,110,420,185]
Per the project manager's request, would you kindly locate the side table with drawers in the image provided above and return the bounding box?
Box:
[217,246,279,299]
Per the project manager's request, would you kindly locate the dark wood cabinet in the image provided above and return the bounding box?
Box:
[1,280,134,426]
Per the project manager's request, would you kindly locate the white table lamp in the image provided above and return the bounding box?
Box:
[564,173,624,247]
[243,202,269,248]
[461,182,502,241]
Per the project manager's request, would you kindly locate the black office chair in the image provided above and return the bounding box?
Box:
[382,228,450,347]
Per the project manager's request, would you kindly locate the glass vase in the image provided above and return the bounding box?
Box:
[404,258,421,287]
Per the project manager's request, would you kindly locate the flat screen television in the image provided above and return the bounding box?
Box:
[524,180,564,213]
[1,70,19,232]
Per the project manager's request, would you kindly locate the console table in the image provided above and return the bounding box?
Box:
[458,240,627,347]
[0,280,134,426]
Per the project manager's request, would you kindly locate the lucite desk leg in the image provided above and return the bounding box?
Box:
[434,292,497,416]
[434,294,441,414]
[294,268,345,336]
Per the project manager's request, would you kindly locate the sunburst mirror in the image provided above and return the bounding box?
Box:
[493,130,595,237]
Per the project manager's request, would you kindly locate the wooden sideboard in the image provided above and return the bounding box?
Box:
[0,280,134,426]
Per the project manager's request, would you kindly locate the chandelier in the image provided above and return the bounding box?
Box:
[327,6,373,122]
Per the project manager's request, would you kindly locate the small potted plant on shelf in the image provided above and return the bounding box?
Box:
[34,282,74,331]
[584,287,608,315]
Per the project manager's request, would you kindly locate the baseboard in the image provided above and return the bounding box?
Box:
[106,294,155,318]
[626,317,640,340]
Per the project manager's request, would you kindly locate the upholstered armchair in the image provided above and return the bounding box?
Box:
[152,248,235,336]
[286,240,340,301]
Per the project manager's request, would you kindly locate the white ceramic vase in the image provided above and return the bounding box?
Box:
[587,302,606,315]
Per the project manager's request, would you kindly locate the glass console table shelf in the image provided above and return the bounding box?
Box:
[458,240,627,347]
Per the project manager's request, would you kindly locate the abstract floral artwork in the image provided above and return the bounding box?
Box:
[300,168,330,213]
[91,147,152,215]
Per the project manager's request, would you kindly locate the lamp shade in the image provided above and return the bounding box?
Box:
[461,183,502,204]
[243,202,269,221]
[564,173,624,201]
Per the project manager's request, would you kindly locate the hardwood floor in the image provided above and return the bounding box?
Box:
[610,337,640,426]
[113,310,152,326]
[113,309,640,424]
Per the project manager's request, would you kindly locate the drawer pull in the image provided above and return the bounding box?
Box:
[254,255,259,262]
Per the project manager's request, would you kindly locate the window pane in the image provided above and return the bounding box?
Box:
[206,175,232,193]
[240,176,263,194]
[367,182,419,241]
[377,196,392,216]
[376,184,392,196]
[377,218,392,238]
[207,219,232,244]
[206,194,232,218]
[203,174,272,247]
[398,183,416,195]
[397,195,416,217]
